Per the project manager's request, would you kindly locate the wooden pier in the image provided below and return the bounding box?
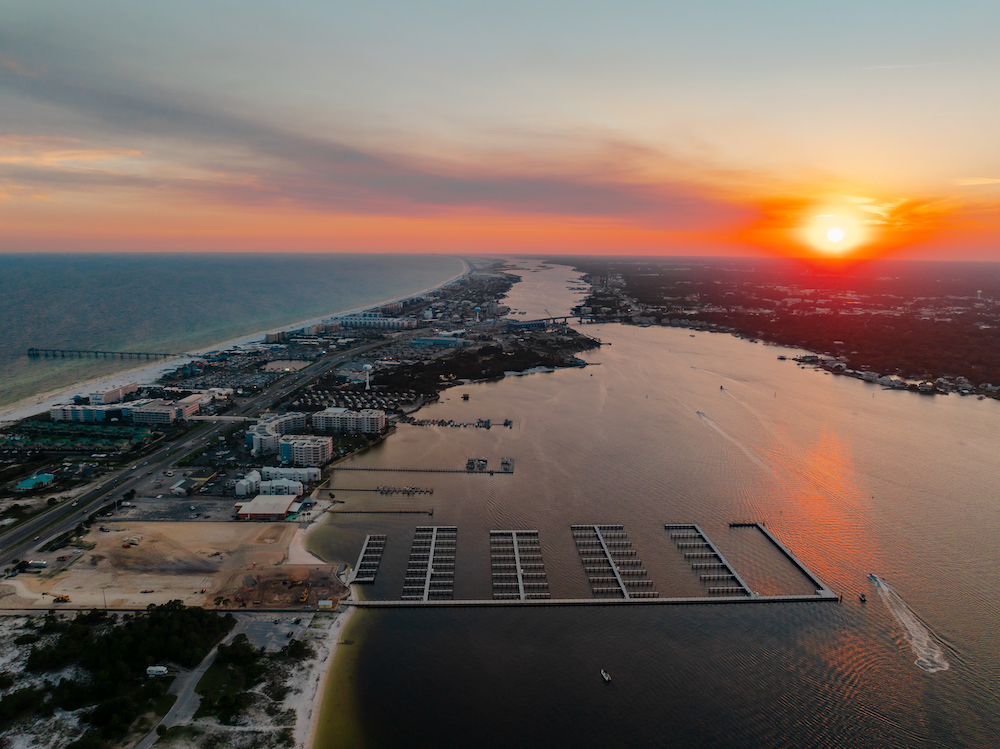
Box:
[333,467,513,475]
[490,530,550,601]
[665,524,753,597]
[330,509,433,515]
[742,522,835,597]
[401,526,457,601]
[350,534,386,584]
[335,486,434,495]
[27,347,185,360]
[572,524,658,599]
[351,594,838,609]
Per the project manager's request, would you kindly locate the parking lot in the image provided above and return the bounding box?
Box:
[111,496,237,522]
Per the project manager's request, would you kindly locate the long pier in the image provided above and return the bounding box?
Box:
[27,348,186,361]
[336,486,433,495]
[749,522,835,596]
[331,509,433,515]
[332,467,512,475]
[351,594,838,609]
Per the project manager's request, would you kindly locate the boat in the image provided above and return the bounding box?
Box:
[601,669,611,683]
[859,593,867,603]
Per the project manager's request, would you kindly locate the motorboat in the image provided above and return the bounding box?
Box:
[601,669,612,683]
[859,593,867,603]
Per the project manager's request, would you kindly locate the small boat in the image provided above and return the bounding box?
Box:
[601,669,612,683]
[859,593,867,603]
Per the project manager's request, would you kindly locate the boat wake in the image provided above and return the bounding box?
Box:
[695,411,771,474]
[870,575,950,673]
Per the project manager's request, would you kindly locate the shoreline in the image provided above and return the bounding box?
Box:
[0,258,469,424]
[302,602,357,749]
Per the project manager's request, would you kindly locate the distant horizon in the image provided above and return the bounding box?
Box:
[4,249,1000,264]
[3,3,998,262]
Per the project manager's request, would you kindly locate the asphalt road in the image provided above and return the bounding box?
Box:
[0,340,382,567]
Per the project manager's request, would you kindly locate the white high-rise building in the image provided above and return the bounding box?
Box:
[312,407,386,434]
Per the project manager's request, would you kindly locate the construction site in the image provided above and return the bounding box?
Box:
[0,521,347,610]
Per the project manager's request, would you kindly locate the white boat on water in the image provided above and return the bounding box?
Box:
[601,669,611,683]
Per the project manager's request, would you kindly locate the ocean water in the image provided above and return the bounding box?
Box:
[311,264,1000,748]
[0,253,464,409]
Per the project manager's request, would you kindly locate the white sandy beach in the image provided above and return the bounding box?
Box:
[0,260,468,425]
[299,603,356,749]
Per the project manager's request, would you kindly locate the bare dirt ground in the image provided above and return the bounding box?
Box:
[0,522,345,610]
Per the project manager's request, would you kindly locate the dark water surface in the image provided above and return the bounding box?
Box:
[309,264,998,748]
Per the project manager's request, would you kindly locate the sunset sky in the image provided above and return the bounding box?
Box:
[2,1,999,259]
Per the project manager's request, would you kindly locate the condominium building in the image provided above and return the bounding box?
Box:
[246,412,309,456]
[278,435,333,467]
[312,407,386,434]
[260,466,321,483]
[340,313,416,330]
[258,479,304,496]
[235,470,261,497]
[89,382,138,405]
[50,405,116,422]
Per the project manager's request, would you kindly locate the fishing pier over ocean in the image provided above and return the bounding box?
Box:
[27,348,189,361]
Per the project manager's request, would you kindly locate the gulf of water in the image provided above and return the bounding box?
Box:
[0,253,464,410]
[311,263,1000,748]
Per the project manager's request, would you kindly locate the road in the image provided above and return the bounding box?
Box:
[0,340,384,567]
[133,618,249,749]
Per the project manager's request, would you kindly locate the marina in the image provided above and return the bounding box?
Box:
[400,526,458,601]
[490,530,550,600]
[571,524,658,599]
[350,534,387,584]
[665,524,753,596]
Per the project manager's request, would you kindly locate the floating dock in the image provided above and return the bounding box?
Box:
[333,467,513,475]
[330,509,433,515]
[350,534,386,584]
[665,524,753,597]
[336,486,434,495]
[572,524,658,599]
[490,530,550,600]
[401,526,457,601]
[738,522,836,597]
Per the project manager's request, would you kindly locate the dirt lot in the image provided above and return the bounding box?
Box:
[0,521,345,610]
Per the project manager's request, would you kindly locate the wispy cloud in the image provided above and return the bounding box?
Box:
[854,62,941,70]
[954,177,1000,186]
[0,52,750,229]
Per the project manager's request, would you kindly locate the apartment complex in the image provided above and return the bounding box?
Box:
[89,382,138,405]
[278,435,333,467]
[312,407,386,434]
[246,412,309,456]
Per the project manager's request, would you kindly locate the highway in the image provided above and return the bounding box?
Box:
[0,340,383,567]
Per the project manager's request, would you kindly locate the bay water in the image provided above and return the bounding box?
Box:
[311,263,999,748]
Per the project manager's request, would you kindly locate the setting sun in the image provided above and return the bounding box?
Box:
[805,212,866,255]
